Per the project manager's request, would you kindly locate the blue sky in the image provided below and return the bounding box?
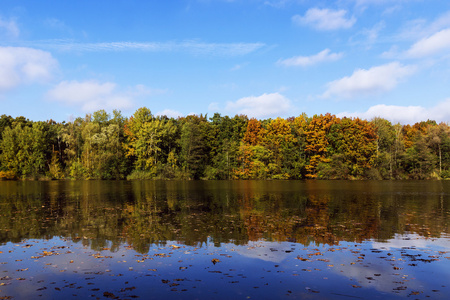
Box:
[1,0,450,124]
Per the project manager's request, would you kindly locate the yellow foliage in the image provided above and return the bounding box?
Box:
[0,170,16,180]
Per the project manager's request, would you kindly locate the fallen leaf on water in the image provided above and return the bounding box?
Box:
[295,256,310,261]
[103,291,117,299]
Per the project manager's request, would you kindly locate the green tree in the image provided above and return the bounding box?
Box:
[404,132,436,179]
[205,114,246,179]
[426,122,450,176]
[61,117,84,177]
[326,117,377,178]
[125,109,177,177]
[80,118,100,178]
[371,117,396,179]
[180,115,208,179]
[0,122,48,178]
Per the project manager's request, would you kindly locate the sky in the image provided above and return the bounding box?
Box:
[1,0,450,124]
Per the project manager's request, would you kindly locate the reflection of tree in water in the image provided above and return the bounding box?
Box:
[298,194,336,245]
[238,192,381,246]
[0,181,449,253]
[392,193,449,238]
[239,192,302,242]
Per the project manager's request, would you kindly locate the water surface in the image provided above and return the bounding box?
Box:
[0,180,449,299]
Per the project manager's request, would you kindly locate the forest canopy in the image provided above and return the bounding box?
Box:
[0,108,449,180]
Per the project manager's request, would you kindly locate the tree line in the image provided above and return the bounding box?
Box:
[0,108,449,180]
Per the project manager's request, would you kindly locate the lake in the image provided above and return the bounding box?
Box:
[0,180,449,299]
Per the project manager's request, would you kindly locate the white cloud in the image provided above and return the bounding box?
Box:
[364,22,384,45]
[382,5,401,15]
[372,233,450,250]
[0,17,19,38]
[278,49,343,67]
[413,11,450,39]
[0,47,58,92]
[46,80,147,112]
[350,21,385,49]
[428,11,450,35]
[292,8,356,31]
[35,40,265,56]
[393,11,450,44]
[155,109,184,118]
[208,102,220,111]
[322,62,416,99]
[405,28,450,58]
[226,92,293,119]
[337,99,450,124]
[227,241,293,263]
[381,45,400,59]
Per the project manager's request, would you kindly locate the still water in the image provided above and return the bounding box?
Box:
[0,180,449,299]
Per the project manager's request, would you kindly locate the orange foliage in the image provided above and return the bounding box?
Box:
[243,118,264,146]
[0,170,16,180]
[304,114,337,178]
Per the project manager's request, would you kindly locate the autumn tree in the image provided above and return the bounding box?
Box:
[263,117,296,179]
[237,117,274,179]
[235,143,273,179]
[324,117,377,179]
[304,114,336,178]
[0,108,448,181]
[243,118,264,146]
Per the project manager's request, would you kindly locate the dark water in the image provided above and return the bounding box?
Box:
[0,180,449,299]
